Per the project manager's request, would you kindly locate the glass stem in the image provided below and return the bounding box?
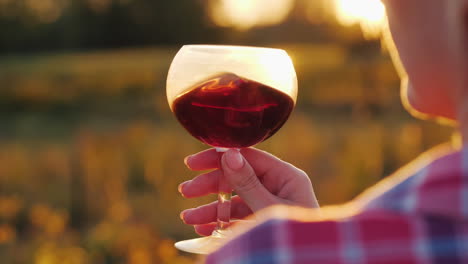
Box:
[212,148,231,237]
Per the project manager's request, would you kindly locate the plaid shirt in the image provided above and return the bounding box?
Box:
[206,145,468,263]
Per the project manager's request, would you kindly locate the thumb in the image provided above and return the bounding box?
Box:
[221,149,277,212]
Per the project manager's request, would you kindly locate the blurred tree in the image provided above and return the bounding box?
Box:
[0,0,220,54]
[0,0,383,55]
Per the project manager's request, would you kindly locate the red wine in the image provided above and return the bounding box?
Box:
[172,73,294,148]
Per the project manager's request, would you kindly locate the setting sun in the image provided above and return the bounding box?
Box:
[334,0,387,38]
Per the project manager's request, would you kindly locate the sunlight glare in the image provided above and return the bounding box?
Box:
[209,0,294,31]
[334,0,387,38]
[257,51,297,101]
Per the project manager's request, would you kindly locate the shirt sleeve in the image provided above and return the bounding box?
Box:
[206,210,468,264]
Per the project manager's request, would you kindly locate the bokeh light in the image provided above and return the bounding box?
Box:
[209,0,295,31]
[334,0,387,38]
[24,0,69,23]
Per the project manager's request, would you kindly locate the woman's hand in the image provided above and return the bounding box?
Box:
[179,148,319,236]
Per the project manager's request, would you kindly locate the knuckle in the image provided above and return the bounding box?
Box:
[284,163,311,184]
[284,162,308,177]
[297,168,309,179]
[297,169,312,184]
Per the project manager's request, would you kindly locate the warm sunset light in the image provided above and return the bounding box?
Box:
[334,0,387,38]
[209,0,294,31]
[2,0,458,262]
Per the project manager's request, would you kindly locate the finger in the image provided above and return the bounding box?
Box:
[194,220,256,236]
[181,196,252,225]
[185,147,296,175]
[241,148,296,178]
[179,170,224,198]
[194,223,217,236]
[185,149,219,171]
[222,149,278,212]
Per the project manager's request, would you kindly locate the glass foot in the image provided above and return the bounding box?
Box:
[175,236,226,254]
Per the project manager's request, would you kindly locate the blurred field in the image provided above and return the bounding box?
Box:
[0,44,454,263]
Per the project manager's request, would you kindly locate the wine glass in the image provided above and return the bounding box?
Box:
[166,45,297,254]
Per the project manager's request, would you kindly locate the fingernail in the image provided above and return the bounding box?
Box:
[180,210,186,221]
[178,181,188,193]
[180,209,192,222]
[225,149,244,170]
[184,155,192,167]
